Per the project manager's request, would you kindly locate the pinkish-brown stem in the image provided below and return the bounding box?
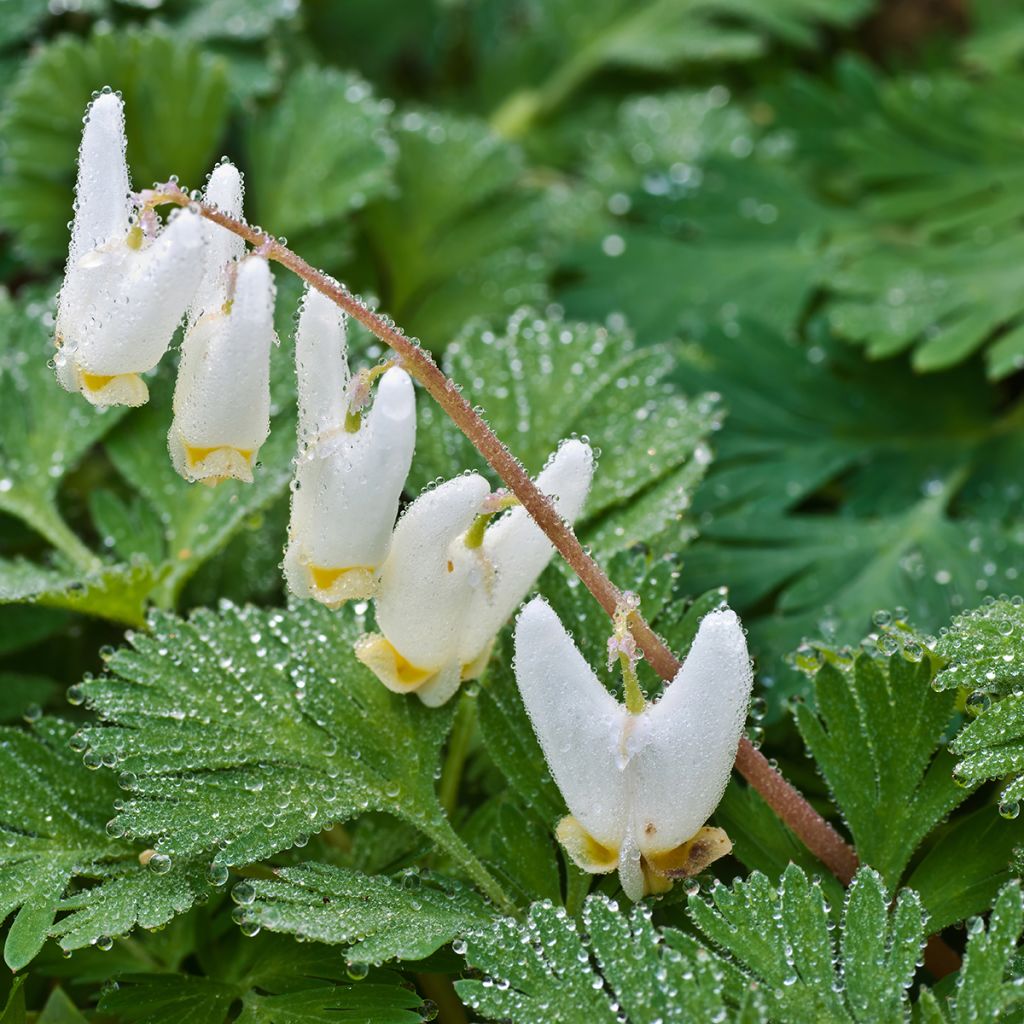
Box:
[158,194,860,883]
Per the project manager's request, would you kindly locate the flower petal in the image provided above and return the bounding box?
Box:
[190,160,246,323]
[460,439,594,663]
[294,286,350,448]
[373,474,491,677]
[169,255,275,481]
[628,607,752,855]
[513,597,628,850]
[69,92,131,261]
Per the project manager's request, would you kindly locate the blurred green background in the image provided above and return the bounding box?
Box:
[1,0,1024,1013]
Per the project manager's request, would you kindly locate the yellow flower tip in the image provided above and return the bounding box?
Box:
[556,815,619,875]
[78,370,149,408]
[305,564,376,608]
[554,817,732,899]
[182,444,256,484]
[644,826,732,885]
[355,634,434,693]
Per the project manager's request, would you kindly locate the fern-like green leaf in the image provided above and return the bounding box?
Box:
[689,865,923,1023]
[456,894,766,1024]
[795,648,966,889]
[75,601,509,907]
[234,863,494,964]
[412,310,719,558]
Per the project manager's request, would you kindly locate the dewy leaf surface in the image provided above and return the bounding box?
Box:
[795,649,966,890]
[412,309,718,557]
[73,601,495,899]
[456,894,766,1024]
[0,287,123,569]
[235,863,494,964]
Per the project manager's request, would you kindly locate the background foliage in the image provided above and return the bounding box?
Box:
[2,0,1024,1021]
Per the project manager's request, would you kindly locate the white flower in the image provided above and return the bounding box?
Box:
[168,162,274,484]
[356,440,594,707]
[55,92,204,408]
[283,288,416,606]
[513,596,752,902]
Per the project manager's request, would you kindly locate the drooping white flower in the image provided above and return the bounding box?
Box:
[55,91,205,408]
[356,440,594,707]
[168,162,275,484]
[283,288,416,606]
[513,596,752,902]
[168,251,276,484]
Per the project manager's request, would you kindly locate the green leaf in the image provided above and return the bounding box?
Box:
[480,0,873,132]
[563,92,839,341]
[0,286,122,570]
[0,558,156,628]
[75,600,510,908]
[235,863,494,964]
[714,779,845,912]
[37,988,88,1024]
[89,490,166,567]
[779,59,1024,378]
[456,894,766,1024]
[98,939,426,1024]
[795,648,965,888]
[412,310,718,558]
[689,865,923,1022]
[245,66,395,260]
[916,882,1024,1023]
[176,0,302,41]
[0,29,229,266]
[359,117,564,345]
[907,807,1024,933]
[0,978,25,1024]
[52,858,213,954]
[933,597,1024,698]
[0,673,60,723]
[0,719,128,969]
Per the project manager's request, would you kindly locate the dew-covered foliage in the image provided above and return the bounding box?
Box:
[3,1,1024,1020]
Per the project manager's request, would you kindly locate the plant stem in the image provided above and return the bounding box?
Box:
[157,192,858,885]
[440,693,477,818]
[421,815,513,914]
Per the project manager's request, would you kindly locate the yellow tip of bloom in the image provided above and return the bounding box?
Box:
[306,564,376,607]
[356,634,434,691]
[79,370,149,407]
[182,445,255,484]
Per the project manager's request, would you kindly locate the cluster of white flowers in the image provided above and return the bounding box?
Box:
[57,90,753,901]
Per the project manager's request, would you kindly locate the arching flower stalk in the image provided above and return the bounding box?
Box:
[284,288,416,606]
[356,440,595,706]
[514,596,753,901]
[55,91,204,408]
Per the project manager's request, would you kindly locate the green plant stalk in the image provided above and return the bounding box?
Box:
[153,190,858,889]
[440,692,477,818]
[419,814,513,913]
[3,493,100,574]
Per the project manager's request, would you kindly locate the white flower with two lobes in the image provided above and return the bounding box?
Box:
[357,440,595,707]
[55,91,205,408]
[514,596,753,902]
[169,162,275,484]
[284,288,416,606]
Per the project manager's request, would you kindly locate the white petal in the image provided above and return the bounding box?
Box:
[294,287,349,447]
[68,92,131,262]
[628,607,752,854]
[190,161,246,322]
[374,474,490,673]
[57,210,206,406]
[459,439,594,662]
[285,367,415,599]
[169,255,275,481]
[513,597,628,850]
